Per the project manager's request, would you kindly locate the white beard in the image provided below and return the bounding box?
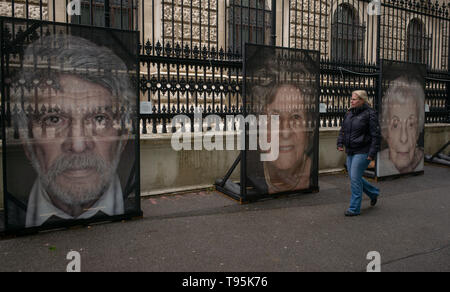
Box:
[28,143,122,208]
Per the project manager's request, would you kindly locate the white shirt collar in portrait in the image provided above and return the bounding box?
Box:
[25,174,124,228]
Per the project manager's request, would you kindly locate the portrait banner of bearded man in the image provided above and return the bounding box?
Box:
[1,20,142,233]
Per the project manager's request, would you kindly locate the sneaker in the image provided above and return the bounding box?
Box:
[345,210,360,217]
[370,196,378,207]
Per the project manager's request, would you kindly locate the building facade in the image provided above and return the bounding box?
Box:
[1,0,449,131]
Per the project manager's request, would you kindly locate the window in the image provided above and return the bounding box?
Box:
[331,4,365,62]
[228,0,271,54]
[407,19,430,64]
[71,0,137,30]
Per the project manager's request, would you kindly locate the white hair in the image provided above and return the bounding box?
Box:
[10,33,134,135]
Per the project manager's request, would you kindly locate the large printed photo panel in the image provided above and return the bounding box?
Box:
[244,44,320,199]
[377,60,426,178]
[1,19,141,233]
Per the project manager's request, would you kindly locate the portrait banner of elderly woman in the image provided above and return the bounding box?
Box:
[1,20,142,233]
[243,44,320,200]
[377,60,426,178]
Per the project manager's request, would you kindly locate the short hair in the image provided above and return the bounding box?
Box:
[352,90,369,104]
[9,34,134,132]
[381,76,425,139]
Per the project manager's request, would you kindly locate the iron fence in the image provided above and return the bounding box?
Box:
[0,0,449,134]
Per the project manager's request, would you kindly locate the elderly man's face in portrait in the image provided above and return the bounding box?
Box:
[386,101,419,171]
[265,84,307,171]
[24,74,125,215]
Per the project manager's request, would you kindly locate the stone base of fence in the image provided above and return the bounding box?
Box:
[0,124,449,210]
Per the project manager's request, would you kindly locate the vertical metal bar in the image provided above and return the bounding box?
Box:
[39,0,43,20]
[26,0,29,19]
[288,0,291,48]
[402,3,406,62]
[105,0,111,28]
[182,0,184,56]
[433,12,438,70]
[358,0,362,63]
[191,0,193,55]
[200,0,202,51]
[319,0,322,59]
[325,0,328,60]
[256,0,259,44]
[216,0,219,51]
[271,0,276,45]
[281,0,284,46]
[239,0,242,53]
[78,1,82,24]
[262,0,265,46]
[208,0,211,52]
[11,0,15,37]
[225,0,228,52]
[131,0,135,30]
[153,0,155,55]
[308,1,316,50]
[376,11,382,114]
[11,0,15,18]
[395,0,399,61]
[240,43,247,200]
[345,0,349,63]
[120,0,123,29]
[300,0,303,49]
[146,61,151,134]
[247,0,250,47]
[382,1,386,61]
[52,0,56,22]
[367,0,371,63]
[90,0,94,26]
[296,0,299,49]
[142,0,145,52]
[172,0,175,50]
[232,0,235,54]
[162,0,165,49]
[447,23,450,123]
[0,18,10,229]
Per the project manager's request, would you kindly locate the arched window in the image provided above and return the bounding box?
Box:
[331,4,365,62]
[407,19,430,64]
[228,0,272,54]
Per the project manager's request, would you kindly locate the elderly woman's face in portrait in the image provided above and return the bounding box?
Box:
[386,101,419,170]
[265,84,308,171]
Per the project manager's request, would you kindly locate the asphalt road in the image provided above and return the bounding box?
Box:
[0,164,449,272]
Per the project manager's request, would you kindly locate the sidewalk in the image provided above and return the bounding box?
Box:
[0,164,449,272]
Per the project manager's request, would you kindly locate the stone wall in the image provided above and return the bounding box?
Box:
[1,124,449,210]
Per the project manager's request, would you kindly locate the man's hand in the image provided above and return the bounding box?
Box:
[337,147,344,152]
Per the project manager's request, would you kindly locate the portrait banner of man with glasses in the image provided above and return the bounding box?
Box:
[377,60,426,178]
[1,19,142,234]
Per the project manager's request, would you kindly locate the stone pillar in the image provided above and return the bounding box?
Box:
[48,0,67,23]
[218,0,226,50]
[139,0,155,46]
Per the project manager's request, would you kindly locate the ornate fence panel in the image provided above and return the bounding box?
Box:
[0,0,449,135]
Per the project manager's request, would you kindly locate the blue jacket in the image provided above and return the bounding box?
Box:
[337,103,380,158]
